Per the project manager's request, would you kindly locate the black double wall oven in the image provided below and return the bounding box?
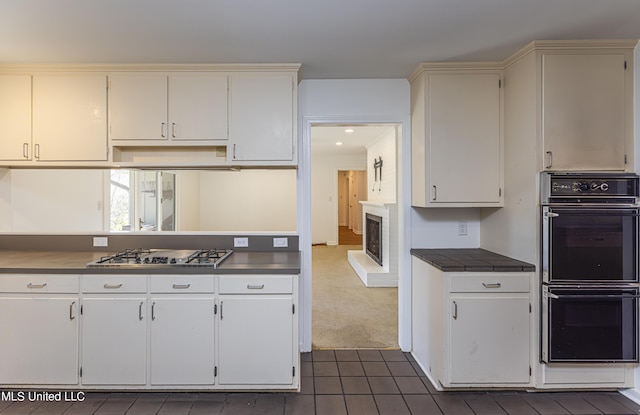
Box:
[541,172,640,363]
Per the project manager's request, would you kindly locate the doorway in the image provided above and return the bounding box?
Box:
[338,170,366,245]
[310,124,399,350]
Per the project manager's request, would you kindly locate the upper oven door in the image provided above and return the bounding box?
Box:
[542,206,639,284]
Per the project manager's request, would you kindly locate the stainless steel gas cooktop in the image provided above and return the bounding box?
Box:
[87,248,233,268]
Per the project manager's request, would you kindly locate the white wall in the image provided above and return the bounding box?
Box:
[411,207,481,248]
[311,152,366,245]
[367,127,396,203]
[198,169,297,232]
[175,170,201,232]
[0,169,12,232]
[9,169,105,232]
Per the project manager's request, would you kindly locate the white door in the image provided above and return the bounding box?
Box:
[0,75,32,161]
[229,74,294,161]
[449,295,530,384]
[150,298,215,385]
[169,74,228,141]
[81,297,147,385]
[0,297,78,384]
[218,296,294,385]
[109,74,168,141]
[32,75,108,161]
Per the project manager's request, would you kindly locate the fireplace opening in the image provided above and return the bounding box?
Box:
[365,213,383,266]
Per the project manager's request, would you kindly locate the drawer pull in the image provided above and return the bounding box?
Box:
[27,282,47,289]
[103,283,123,289]
[247,284,265,290]
[482,282,502,289]
[172,284,191,289]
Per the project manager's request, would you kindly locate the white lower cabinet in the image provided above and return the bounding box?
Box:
[449,295,530,384]
[411,257,533,389]
[0,275,79,385]
[0,273,298,390]
[218,275,298,387]
[81,297,147,385]
[149,275,216,385]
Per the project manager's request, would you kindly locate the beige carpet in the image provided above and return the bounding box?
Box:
[312,245,399,350]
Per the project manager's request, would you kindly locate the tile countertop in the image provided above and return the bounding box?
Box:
[410,248,535,272]
[0,250,301,275]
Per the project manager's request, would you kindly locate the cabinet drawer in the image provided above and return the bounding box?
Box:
[449,274,530,293]
[150,276,215,293]
[0,274,79,293]
[82,275,147,293]
[219,275,293,294]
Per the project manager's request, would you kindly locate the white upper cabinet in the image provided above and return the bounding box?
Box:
[229,73,296,163]
[411,64,503,207]
[169,74,228,141]
[0,75,32,161]
[33,74,108,161]
[109,73,228,143]
[109,74,168,141]
[542,52,630,171]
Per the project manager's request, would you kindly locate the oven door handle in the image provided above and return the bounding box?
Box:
[548,293,640,300]
[547,210,640,216]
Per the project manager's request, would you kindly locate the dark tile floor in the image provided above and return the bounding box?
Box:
[1,350,640,414]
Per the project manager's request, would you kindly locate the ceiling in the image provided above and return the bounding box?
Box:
[1,1,640,79]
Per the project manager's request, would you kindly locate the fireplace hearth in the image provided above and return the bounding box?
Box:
[365,213,383,266]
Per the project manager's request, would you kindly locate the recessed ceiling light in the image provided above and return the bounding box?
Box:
[336,142,343,146]
[344,128,355,133]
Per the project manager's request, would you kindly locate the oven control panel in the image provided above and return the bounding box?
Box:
[542,173,639,200]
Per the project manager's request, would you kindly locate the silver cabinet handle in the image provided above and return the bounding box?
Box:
[23,143,29,158]
[432,185,437,201]
[220,300,224,320]
[27,282,47,289]
[151,302,156,320]
[138,301,144,320]
[233,144,237,159]
[545,151,553,169]
[161,122,166,138]
[34,144,40,160]
[171,122,176,138]
[103,283,123,289]
[70,301,76,320]
[482,282,502,289]
[452,301,458,320]
[247,284,265,290]
[172,284,191,289]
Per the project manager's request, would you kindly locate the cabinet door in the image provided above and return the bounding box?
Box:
[218,295,294,385]
[32,75,108,161]
[542,54,627,171]
[449,295,530,384]
[169,74,228,141]
[150,298,215,385]
[229,74,294,161]
[428,73,501,203]
[109,74,168,141]
[0,75,32,161]
[0,297,78,384]
[81,297,147,385]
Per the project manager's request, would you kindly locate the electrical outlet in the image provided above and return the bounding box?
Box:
[457,221,468,236]
[273,237,288,248]
[93,237,108,247]
[234,237,249,247]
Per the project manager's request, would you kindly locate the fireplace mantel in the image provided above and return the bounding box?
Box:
[348,202,398,287]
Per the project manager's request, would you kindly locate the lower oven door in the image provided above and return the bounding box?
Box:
[542,285,639,363]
